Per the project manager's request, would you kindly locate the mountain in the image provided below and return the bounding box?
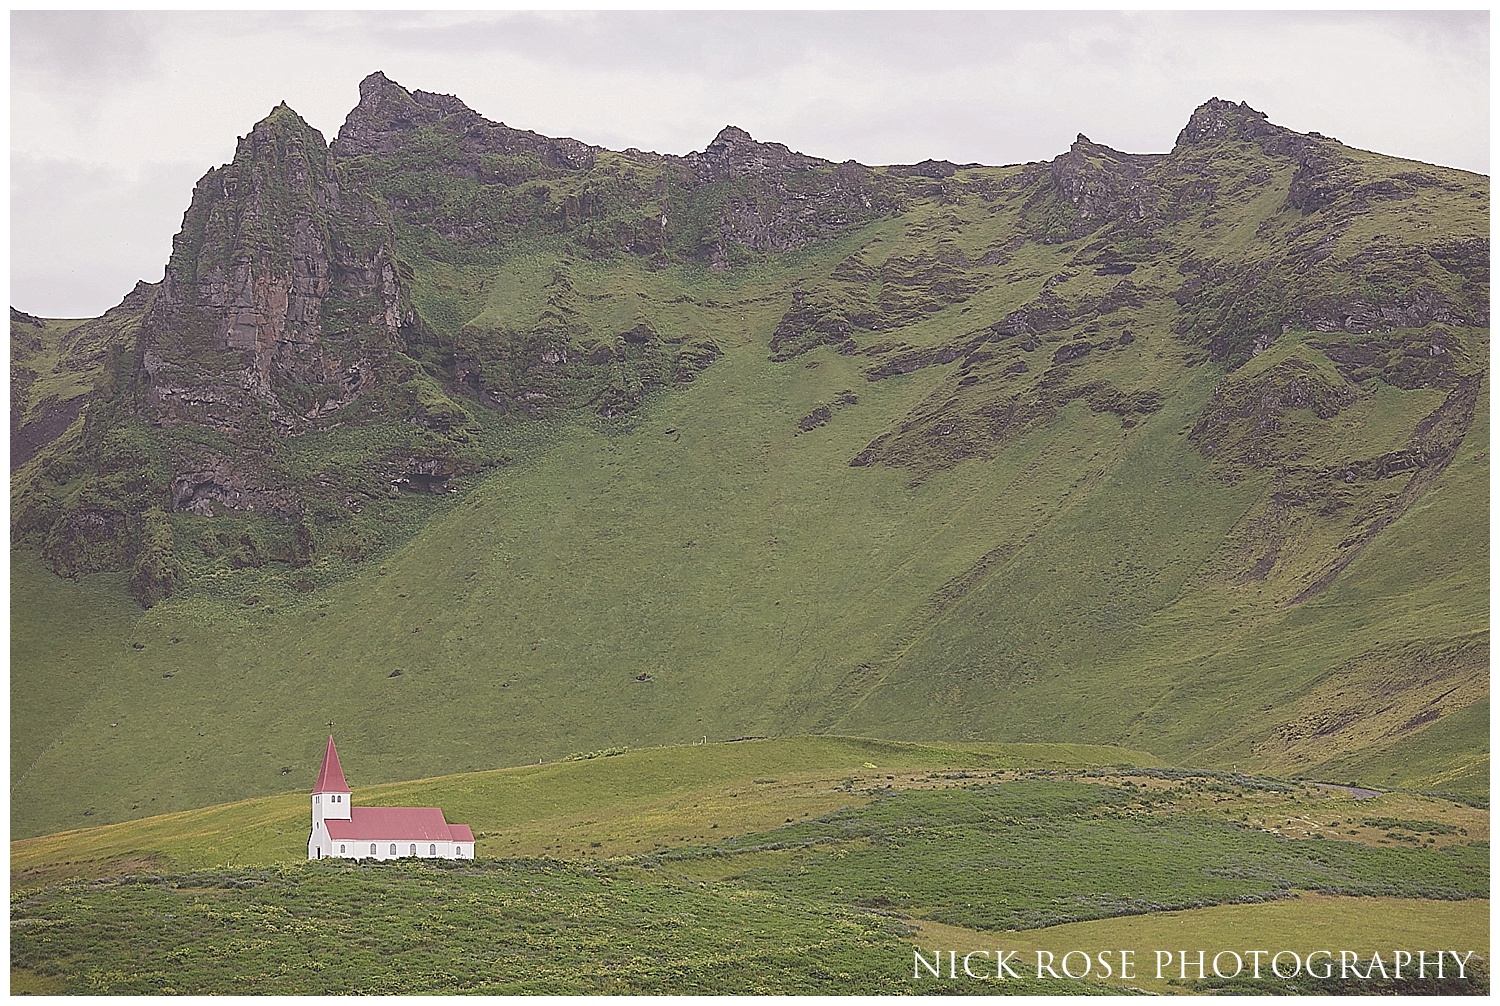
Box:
[10,76,1487,838]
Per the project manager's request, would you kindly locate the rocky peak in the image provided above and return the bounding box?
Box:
[357,69,397,102]
[1175,97,1277,147]
[1045,133,1164,239]
[117,279,158,312]
[687,125,831,183]
[136,100,407,435]
[707,125,755,150]
[334,70,595,170]
[335,71,448,157]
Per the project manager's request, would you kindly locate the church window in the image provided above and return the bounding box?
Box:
[340,845,346,854]
[430,844,436,856]
[410,844,417,856]
[370,843,377,855]
[390,843,397,855]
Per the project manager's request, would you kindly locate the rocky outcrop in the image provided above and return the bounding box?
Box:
[134,103,411,435]
[11,397,83,471]
[11,282,156,470]
[1316,329,1461,390]
[674,127,888,265]
[768,290,857,361]
[1045,135,1164,238]
[1189,358,1361,465]
[1290,286,1485,335]
[888,159,976,179]
[992,289,1072,338]
[683,125,830,183]
[171,456,305,517]
[333,71,597,171]
[1174,97,1280,147]
[63,280,157,372]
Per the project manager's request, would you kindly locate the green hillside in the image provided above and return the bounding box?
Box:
[11,82,1488,840]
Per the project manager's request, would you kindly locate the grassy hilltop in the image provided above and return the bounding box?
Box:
[11,80,1488,844]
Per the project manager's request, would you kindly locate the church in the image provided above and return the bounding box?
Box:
[307,736,474,861]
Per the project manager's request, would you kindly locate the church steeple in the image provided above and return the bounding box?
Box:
[311,735,351,826]
[313,734,349,794]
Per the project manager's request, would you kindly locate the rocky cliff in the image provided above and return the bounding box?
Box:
[134,103,415,436]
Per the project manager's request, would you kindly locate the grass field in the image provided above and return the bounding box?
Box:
[11,749,1488,995]
[651,778,1487,933]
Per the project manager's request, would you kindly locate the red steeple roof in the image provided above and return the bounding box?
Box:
[313,735,350,793]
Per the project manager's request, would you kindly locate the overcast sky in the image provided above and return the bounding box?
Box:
[11,10,1490,318]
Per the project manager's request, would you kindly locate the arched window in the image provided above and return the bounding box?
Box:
[410,844,417,857]
[370,843,377,855]
[340,845,346,854]
[390,843,397,855]
[429,844,436,856]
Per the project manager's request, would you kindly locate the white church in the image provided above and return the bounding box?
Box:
[307,735,474,861]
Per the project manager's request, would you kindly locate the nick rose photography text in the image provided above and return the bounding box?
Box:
[914,949,1480,982]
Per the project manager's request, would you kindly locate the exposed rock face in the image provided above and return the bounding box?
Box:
[134,104,410,434]
[11,282,157,470]
[172,456,305,517]
[1189,358,1361,465]
[333,71,597,171]
[673,126,888,265]
[1291,286,1485,335]
[993,289,1072,338]
[1174,97,1277,147]
[1045,135,1164,239]
[11,396,83,471]
[684,125,830,183]
[888,159,975,179]
[335,73,887,269]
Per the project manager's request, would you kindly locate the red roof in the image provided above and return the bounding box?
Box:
[313,735,349,794]
[325,806,469,843]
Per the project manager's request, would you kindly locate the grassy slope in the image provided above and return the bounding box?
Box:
[841,381,1489,777]
[11,736,1158,888]
[11,283,1486,836]
[10,317,92,417]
